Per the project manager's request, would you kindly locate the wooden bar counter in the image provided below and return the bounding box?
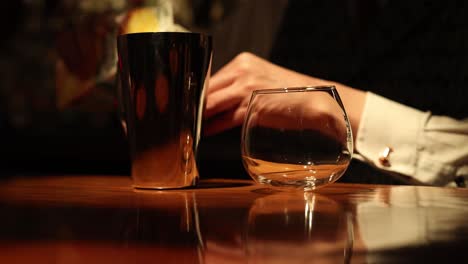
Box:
[1,175,468,263]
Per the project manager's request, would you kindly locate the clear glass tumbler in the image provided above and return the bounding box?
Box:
[241,86,353,191]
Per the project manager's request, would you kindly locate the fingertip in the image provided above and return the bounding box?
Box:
[204,100,217,119]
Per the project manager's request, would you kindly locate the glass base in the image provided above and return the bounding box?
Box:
[132,177,198,190]
[256,173,343,191]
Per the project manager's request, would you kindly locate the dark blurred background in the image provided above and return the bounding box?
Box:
[0,0,128,176]
[0,0,286,178]
[1,0,467,183]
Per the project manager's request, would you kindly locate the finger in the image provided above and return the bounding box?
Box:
[208,53,251,93]
[208,69,237,94]
[208,56,248,94]
[205,85,245,119]
[204,108,247,136]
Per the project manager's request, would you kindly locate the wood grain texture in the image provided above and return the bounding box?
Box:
[1,175,468,263]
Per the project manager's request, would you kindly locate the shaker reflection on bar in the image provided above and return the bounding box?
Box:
[117,32,212,189]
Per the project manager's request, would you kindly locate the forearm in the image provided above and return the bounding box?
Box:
[332,83,366,141]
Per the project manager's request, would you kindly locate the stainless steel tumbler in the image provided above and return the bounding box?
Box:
[117,32,212,189]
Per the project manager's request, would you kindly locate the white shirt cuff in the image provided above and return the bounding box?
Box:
[355,92,431,183]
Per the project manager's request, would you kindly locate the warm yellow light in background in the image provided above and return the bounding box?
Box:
[122,7,160,34]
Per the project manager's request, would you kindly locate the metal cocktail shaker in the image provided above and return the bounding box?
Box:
[117,32,212,189]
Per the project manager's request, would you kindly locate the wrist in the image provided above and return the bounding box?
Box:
[333,83,366,141]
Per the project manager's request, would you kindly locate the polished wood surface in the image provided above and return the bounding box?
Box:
[1,175,468,263]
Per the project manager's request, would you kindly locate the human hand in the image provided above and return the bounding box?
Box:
[204,52,329,136]
[204,52,367,140]
[245,88,348,143]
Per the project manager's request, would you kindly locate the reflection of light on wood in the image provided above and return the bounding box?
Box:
[245,193,347,263]
[304,193,316,239]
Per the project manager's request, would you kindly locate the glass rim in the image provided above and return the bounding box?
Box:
[117,31,211,38]
[252,85,336,95]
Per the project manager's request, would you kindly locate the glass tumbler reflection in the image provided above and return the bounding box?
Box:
[241,86,353,190]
